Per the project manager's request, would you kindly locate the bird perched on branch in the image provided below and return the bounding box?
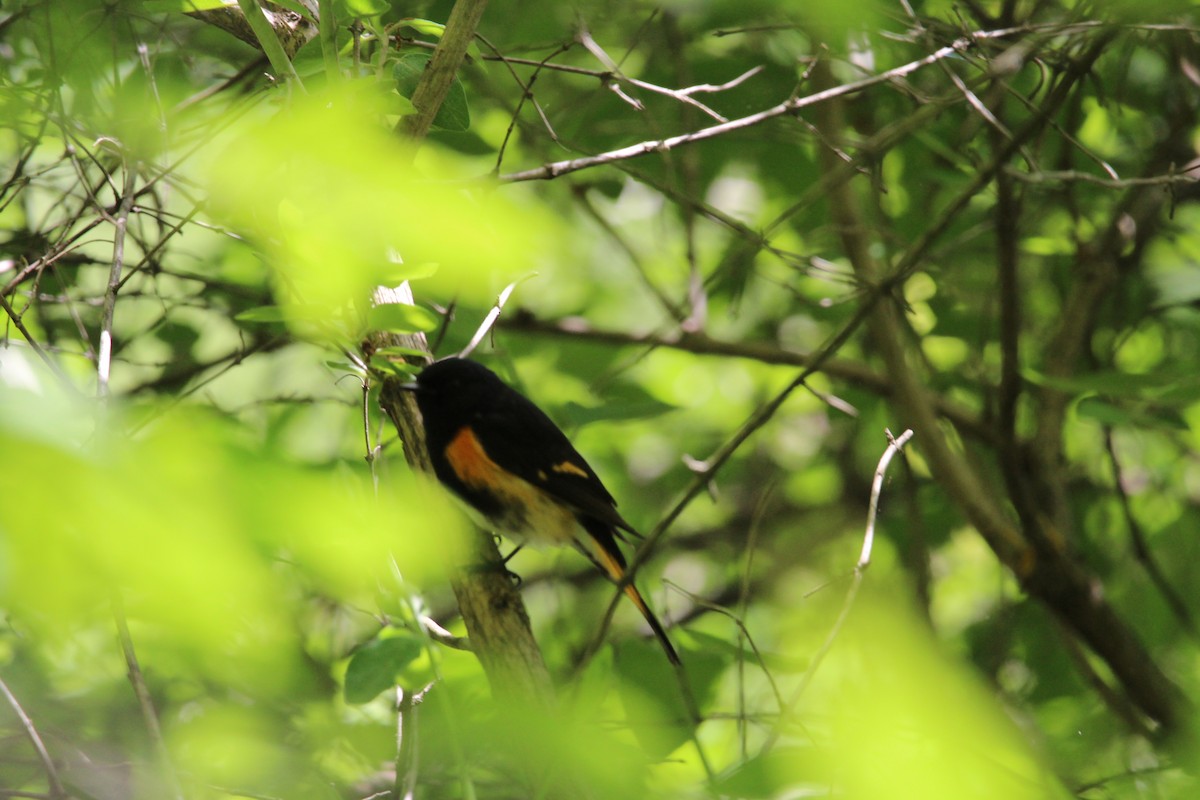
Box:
[403,357,679,665]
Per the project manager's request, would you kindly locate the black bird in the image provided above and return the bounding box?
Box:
[405,357,679,665]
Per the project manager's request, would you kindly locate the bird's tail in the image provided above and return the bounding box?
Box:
[577,525,681,666]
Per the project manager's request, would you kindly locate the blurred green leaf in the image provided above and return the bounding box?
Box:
[205,90,558,331]
[0,402,467,697]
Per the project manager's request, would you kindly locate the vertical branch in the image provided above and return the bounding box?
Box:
[397,0,489,140]
[113,594,186,800]
[97,157,136,399]
[393,687,419,800]
[990,111,1046,537]
[994,155,1021,447]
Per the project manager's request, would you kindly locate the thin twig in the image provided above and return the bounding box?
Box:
[0,291,77,393]
[500,314,991,442]
[1104,431,1199,641]
[761,428,913,754]
[0,674,66,799]
[458,278,529,358]
[419,615,473,652]
[1005,167,1200,188]
[577,296,880,669]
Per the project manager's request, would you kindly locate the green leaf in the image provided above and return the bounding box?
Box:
[396,18,445,37]
[367,303,438,334]
[393,54,471,132]
[394,19,483,60]
[344,635,424,704]
[560,382,677,426]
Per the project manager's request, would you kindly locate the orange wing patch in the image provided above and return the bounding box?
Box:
[444,426,496,488]
[551,460,589,479]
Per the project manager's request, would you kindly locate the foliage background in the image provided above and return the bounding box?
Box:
[2,0,1200,797]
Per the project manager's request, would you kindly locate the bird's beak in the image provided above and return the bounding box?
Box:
[397,381,420,392]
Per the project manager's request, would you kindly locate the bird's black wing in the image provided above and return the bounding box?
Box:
[469,389,640,539]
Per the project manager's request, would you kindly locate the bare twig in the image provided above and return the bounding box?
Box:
[0,674,66,799]
[499,35,981,182]
[419,615,473,652]
[761,429,913,754]
[458,279,529,358]
[0,291,76,393]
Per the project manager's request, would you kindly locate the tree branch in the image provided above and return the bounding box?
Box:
[813,34,1190,734]
[397,0,489,140]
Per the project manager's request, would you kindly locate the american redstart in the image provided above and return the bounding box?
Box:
[402,357,680,665]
